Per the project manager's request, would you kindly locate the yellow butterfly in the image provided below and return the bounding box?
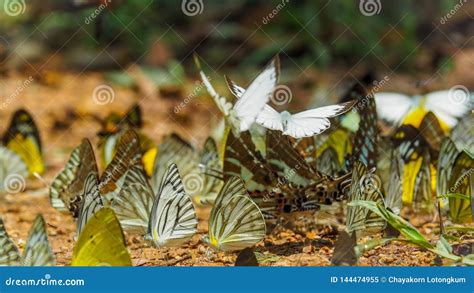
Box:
[71,208,132,266]
[2,109,44,176]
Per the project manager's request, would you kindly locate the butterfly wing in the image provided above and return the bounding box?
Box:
[2,109,44,176]
[100,129,142,204]
[424,90,472,127]
[111,166,154,233]
[235,247,259,266]
[147,164,197,247]
[208,176,266,252]
[151,133,199,194]
[255,105,284,132]
[72,208,131,266]
[374,92,412,124]
[317,147,341,176]
[331,230,357,266]
[0,217,21,266]
[419,111,445,157]
[21,215,55,266]
[0,146,28,193]
[448,151,473,223]
[76,173,104,236]
[232,57,280,131]
[346,161,385,235]
[49,139,98,216]
[451,114,474,153]
[197,137,223,205]
[284,101,356,138]
[385,154,403,215]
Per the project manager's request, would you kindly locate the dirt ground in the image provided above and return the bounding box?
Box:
[0,71,471,266]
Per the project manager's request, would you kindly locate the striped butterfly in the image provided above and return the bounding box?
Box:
[2,109,44,176]
[145,163,198,247]
[72,208,132,266]
[151,133,199,195]
[76,172,103,236]
[374,90,473,128]
[112,165,154,234]
[0,215,55,266]
[197,56,280,133]
[0,146,28,193]
[451,113,473,153]
[346,161,385,236]
[392,125,433,210]
[437,138,473,223]
[315,129,353,172]
[197,137,223,205]
[205,176,266,252]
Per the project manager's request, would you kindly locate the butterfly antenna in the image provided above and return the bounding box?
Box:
[33,172,50,189]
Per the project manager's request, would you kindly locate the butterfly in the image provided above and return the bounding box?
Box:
[437,138,473,223]
[451,113,473,154]
[0,146,28,193]
[374,90,472,128]
[346,161,385,236]
[2,109,44,176]
[197,56,280,134]
[392,125,434,210]
[331,230,357,266]
[349,94,378,170]
[0,215,55,266]
[97,104,157,176]
[205,176,266,252]
[196,137,223,205]
[151,133,200,195]
[234,247,259,266]
[145,163,198,247]
[71,208,132,266]
[316,129,353,171]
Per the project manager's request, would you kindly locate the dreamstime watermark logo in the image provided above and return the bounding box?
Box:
[92,85,115,105]
[271,85,292,105]
[359,0,381,16]
[359,172,381,193]
[174,78,209,114]
[181,0,204,16]
[1,76,34,110]
[449,168,473,193]
[3,0,26,16]
[3,173,26,194]
[352,75,389,113]
[85,0,111,25]
[440,0,467,24]
[262,0,289,24]
[183,173,203,196]
[448,85,470,105]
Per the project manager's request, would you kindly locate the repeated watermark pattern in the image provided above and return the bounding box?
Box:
[449,167,473,193]
[1,76,34,110]
[3,173,26,194]
[359,0,382,16]
[174,78,210,113]
[92,84,115,105]
[448,85,470,105]
[262,0,290,25]
[352,75,390,113]
[271,85,293,105]
[85,0,111,25]
[440,0,468,24]
[3,0,26,16]
[183,173,204,196]
[181,0,204,17]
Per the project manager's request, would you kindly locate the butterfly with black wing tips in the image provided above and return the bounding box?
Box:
[0,215,55,266]
[113,162,198,247]
[205,176,266,252]
[2,109,44,176]
[224,76,356,138]
[196,55,280,134]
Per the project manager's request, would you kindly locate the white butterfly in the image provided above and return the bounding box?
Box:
[226,77,356,138]
[374,90,473,127]
[145,163,198,247]
[205,176,266,252]
[196,56,280,133]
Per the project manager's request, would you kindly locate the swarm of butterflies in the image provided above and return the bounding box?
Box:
[0,55,472,266]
